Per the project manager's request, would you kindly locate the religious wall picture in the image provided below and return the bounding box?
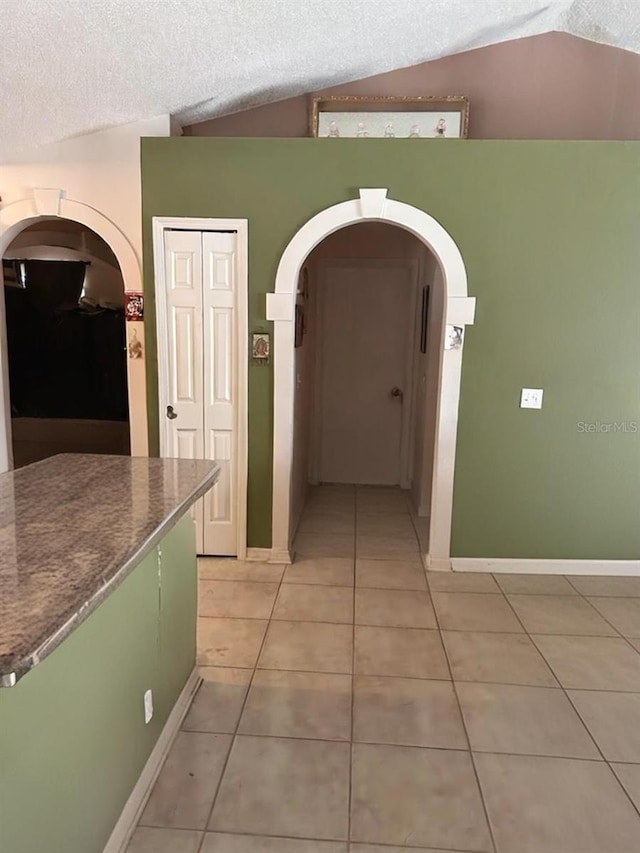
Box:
[252,332,270,364]
[124,292,144,321]
[310,95,469,139]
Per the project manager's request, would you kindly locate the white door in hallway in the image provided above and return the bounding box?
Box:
[316,262,416,485]
[160,228,243,555]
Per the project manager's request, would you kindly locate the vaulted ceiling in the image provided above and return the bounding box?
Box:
[2,0,640,159]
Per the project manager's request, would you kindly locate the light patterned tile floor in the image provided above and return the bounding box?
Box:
[130,485,640,853]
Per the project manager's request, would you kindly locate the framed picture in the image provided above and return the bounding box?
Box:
[252,332,270,364]
[420,286,430,353]
[124,292,144,321]
[294,304,304,348]
[310,95,469,139]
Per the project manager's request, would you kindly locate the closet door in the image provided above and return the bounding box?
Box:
[163,230,205,552]
[160,229,239,556]
[202,232,238,555]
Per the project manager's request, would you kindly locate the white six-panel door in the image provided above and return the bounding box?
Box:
[159,225,245,556]
[202,232,237,554]
[163,230,206,550]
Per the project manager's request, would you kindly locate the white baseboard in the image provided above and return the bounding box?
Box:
[270,548,294,564]
[102,668,202,853]
[245,547,272,562]
[426,556,452,572]
[451,558,640,576]
[246,547,293,564]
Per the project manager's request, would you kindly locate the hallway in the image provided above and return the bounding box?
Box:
[128,486,640,852]
[294,484,424,563]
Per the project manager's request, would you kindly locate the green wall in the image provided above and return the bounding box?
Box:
[0,515,197,853]
[141,138,640,559]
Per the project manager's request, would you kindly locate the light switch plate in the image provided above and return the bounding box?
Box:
[520,388,543,409]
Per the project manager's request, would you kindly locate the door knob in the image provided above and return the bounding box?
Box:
[390,387,404,402]
[166,405,178,420]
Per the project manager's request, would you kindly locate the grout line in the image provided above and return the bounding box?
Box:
[194,551,288,853]
[197,573,286,584]
[433,587,579,596]
[557,580,640,821]
[194,827,477,850]
[566,575,640,599]
[196,612,640,642]
[569,582,640,656]
[163,725,623,764]
[563,576,585,595]
[192,660,640,693]
[158,826,352,846]
[504,591,625,641]
[492,578,640,822]
[428,574,498,853]
[199,576,284,584]
[265,580,355,590]
[347,485,358,846]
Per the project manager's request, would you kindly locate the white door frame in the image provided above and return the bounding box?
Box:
[152,217,249,559]
[311,257,419,489]
[0,190,148,473]
[266,189,476,569]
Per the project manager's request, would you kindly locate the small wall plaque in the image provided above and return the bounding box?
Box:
[124,292,144,321]
[444,325,464,350]
[252,332,270,365]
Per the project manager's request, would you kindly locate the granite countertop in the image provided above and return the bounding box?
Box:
[0,454,219,687]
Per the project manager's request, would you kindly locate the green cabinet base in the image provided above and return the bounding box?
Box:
[0,515,197,853]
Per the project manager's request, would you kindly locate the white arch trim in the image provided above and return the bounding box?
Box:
[0,189,148,469]
[0,193,140,293]
[266,188,476,568]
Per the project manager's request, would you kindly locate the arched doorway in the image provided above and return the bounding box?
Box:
[266,189,476,569]
[0,193,148,470]
[2,219,130,467]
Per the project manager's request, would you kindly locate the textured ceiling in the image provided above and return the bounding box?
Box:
[1,0,640,160]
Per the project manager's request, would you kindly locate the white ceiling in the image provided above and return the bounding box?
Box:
[1,0,640,160]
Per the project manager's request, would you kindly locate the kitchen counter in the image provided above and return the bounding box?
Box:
[0,453,219,686]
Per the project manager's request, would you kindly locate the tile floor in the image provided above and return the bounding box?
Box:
[129,485,640,852]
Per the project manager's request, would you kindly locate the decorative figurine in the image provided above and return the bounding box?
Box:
[435,118,447,137]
